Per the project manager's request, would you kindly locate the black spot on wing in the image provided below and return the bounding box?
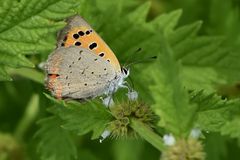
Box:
[89,42,97,50]
[99,52,104,57]
[78,31,84,36]
[75,42,81,46]
[73,34,79,39]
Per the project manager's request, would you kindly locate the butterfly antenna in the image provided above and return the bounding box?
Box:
[125,55,157,68]
[124,47,142,66]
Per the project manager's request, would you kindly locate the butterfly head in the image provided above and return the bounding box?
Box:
[121,66,130,78]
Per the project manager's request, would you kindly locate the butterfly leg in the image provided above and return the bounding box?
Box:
[118,81,138,100]
[101,95,114,107]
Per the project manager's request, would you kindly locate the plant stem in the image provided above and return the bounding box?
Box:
[130,119,166,151]
[14,94,39,141]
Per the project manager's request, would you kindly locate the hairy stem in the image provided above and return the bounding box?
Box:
[130,119,166,151]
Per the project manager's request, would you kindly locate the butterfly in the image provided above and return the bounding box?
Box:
[44,15,129,100]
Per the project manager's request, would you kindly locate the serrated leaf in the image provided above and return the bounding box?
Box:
[36,116,77,160]
[127,2,151,23]
[0,0,79,81]
[221,117,240,140]
[169,20,240,91]
[191,91,240,132]
[150,36,197,137]
[45,94,112,139]
[150,9,182,34]
[0,66,12,81]
[169,21,202,46]
[58,101,113,139]
[190,90,226,111]
[93,8,185,103]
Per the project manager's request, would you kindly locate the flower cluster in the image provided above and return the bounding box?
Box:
[107,100,157,139]
[161,138,205,160]
[0,133,24,160]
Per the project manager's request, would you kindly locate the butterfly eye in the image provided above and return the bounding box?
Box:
[121,67,128,76]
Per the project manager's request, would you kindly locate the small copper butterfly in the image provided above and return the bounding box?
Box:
[44,15,129,100]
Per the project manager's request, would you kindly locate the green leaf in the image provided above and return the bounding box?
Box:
[150,9,182,34]
[58,101,113,139]
[169,21,202,46]
[191,91,240,133]
[127,2,151,24]
[0,0,78,81]
[0,66,12,81]
[190,90,227,112]
[36,116,77,160]
[221,117,240,141]
[150,36,197,137]
[169,18,240,91]
[7,68,44,84]
[99,8,184,103]
[44,94,112,140]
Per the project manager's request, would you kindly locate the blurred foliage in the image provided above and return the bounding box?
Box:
[0,0,240,160]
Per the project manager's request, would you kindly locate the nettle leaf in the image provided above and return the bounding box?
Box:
[169,17,240,91]
[191,91,240,133]
[0,66,11,81]
[190,90,228,112]
[58,101,113,139]
[44,93,112,140]
[0,0,79,81]
[150,9,182,34]
[36,116,77,160]
[98,7,183,102]
[221,117,240,142]
[150,37,197,137]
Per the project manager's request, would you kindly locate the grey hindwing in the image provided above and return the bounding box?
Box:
[46,46,119,100]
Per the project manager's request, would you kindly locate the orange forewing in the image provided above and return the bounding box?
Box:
[59,17,121,71]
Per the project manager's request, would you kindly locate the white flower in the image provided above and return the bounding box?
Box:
[127,90,138,101]
[99,130,111,143]
[163,134,176,146]
[190,128,202,139]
